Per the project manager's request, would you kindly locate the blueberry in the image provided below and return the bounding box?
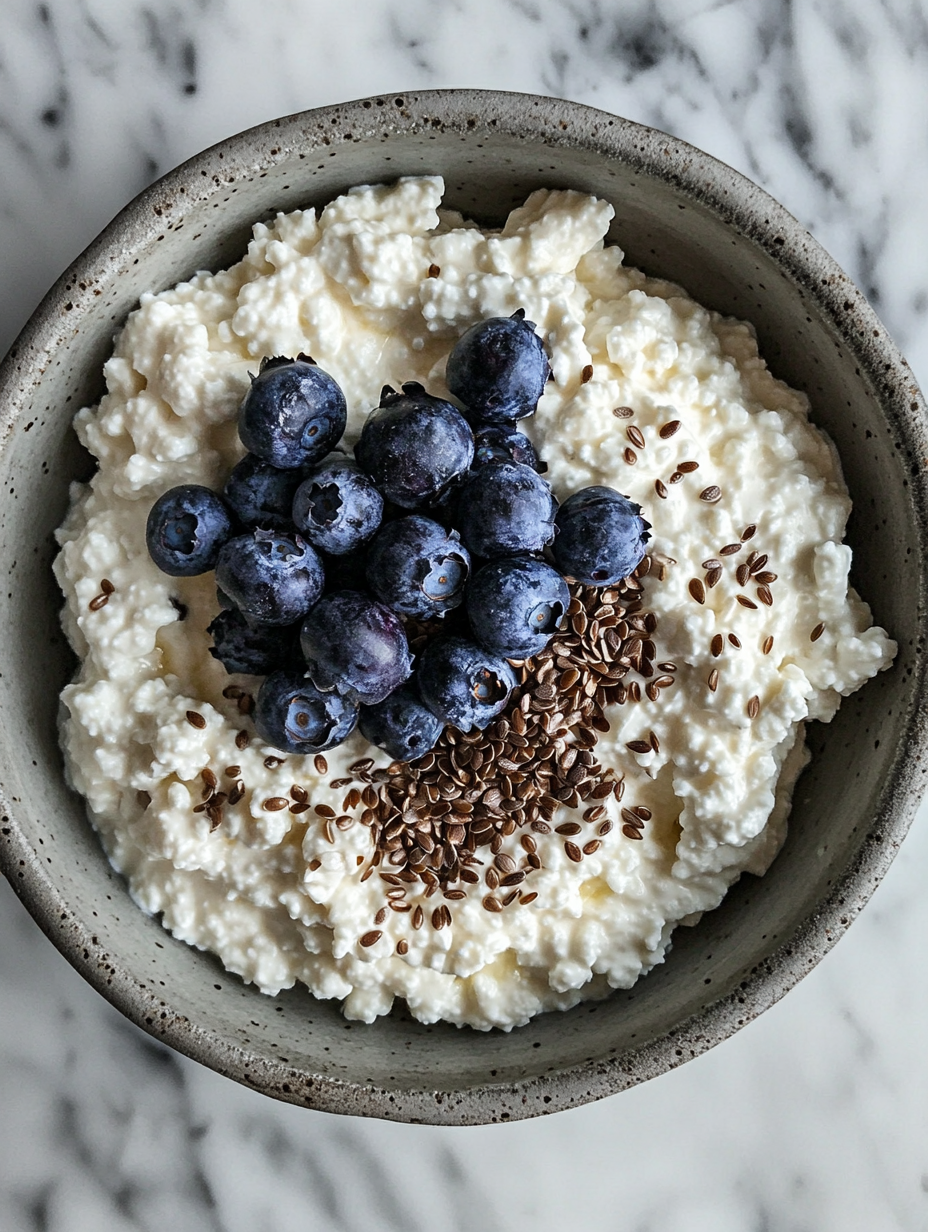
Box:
[358,683,443,761]
[466,557,570,659]
[445,310,550,424]
[207,607,300,675]
[254,668,358,754]
[215,530,324,626]
[416,637,517,732]
[366,516,470,619]
[223,453,308,529]
[553,486,650,585]
[239,354,347,470]
[146,484,233,577]
[300,591,412,705]
[354,382,473,509]
[292,455,384,555]
[457,460,557,558]
[472,424,542,472]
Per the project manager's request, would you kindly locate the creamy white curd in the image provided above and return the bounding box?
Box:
[54,176,895,1030]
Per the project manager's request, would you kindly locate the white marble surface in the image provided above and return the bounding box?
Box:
[2,0,928,1227]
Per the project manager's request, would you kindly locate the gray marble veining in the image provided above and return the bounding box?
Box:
[2,0,928,1228]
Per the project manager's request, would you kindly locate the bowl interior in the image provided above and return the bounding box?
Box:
[1,93,924,1124]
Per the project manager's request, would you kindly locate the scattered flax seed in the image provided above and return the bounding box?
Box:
[264,755,283,769]
[720,543,741,556]
[711,633,724,657]
[359,930,382,948]
[728,633,741,648]
[396,939,409,955]
[626,425,645,449]
[235,730,250,750]
[736,562,751,587]
[757,584,773,607]
[308,858,322,872]
[564,842,583,863]
[555,822,582,836]
[708,669,720,692]
[520,892,538,905]
[186,710,206,730]
[222,685,243,700]
[583,840,602,855]
[100,578,115,595]
[741,524,757,541]
[427,263,441,277]
[626,739,653,754]
[755,571,777,585]
[237,694,254,715]
[88,592,109,611]
[263,797,289,811]
[580,364,594,384]
[659,420,681,439]
[669,471,685,484]
[747,695,760,719]
[612,405,634,419]
[649,730,660,753]
[736,595,758,609]
[762,635,774,655]
[412,905,424,929]
[699,486,722,503]
[677,460,699,473]
[224,765,240,778]
[374,906,387,926]
[314,803,336,818]
[688,578,706,604]
[702,558,722,571]
[706,565,723,588]
[290,784,308,803]
[655,479,668,499]
[314,754,328,775]
[623,447,638,465]
[598,819,613,836]
[483,896,503,912]
[622,824,644,840]
[811,622,826,642]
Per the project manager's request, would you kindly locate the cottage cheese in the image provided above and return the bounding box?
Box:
[54,177,895,1030]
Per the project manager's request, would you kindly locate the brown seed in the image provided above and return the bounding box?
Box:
[185,710,206,729]
[762,635,774,655]
[485,868,500,889]
[582,840,602,855]
[482,895,503,913]
[612,406,634,419]
[708,669,719,692]
[757,584,773,607]
[626,739,653,754]
[711,633,724,657]
[688,578,706,604]
[747,695,760,719]
[374,907,387,925]
[427,263,441,277]
[736,595,758,609]
[412,905,424,929]
[659,420,681,439]
[649,730,660,753]
[314,754,328,775]
[626,424,645,449]
[431,907,447,929]
[655,479,668,499]
[706,567,722,588]
[238,694,254,715]
[622,824,644,840]
[224,765,241,778]
[494,853,517,874]
[500,871,526,887]
[396,939,409,955]
[668,470,685,484]
[699,485,722,503]
[88,592,109,611]
[598,819,613,836]
[736,562,751,587]
[520,892,538,905]
[520,834,537,853]
[564,842,583,863]
[202,768,217,791]
[702,558,722,571]
[811,622,826,642]
[555,822,582,836]
[264,755,283,769]
[720,543,742,556]
[359,930,382,948]
[314,803,336,818]
[728,633,742,648]
[748,553,767,573]
[624,447,638,465]
[677,460,699,473]
[290,784,308,803]
[580,363,594,384]
[349,758,374,774]
[741,524,757,541]
[235,730,250,750]
[263,797,289,811]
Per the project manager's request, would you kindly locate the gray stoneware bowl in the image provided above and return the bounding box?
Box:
[1,90,926,1126]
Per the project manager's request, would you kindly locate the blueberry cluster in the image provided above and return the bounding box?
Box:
[145,315,650,760]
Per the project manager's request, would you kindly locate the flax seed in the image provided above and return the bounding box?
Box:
[359,930,382,948]
[699,485,722,503]
[708,669,719,692]
[659,420,681,439]
[612,406,634,419]
[185,710,206,729]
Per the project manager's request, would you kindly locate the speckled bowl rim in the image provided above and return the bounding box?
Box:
[2,89,927,1124]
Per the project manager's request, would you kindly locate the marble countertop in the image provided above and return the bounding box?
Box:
[2,1,928,1227]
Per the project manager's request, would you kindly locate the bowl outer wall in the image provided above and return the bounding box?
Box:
[1,90,926,1126]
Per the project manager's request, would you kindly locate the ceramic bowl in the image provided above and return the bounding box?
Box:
[1,90,926,1126]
